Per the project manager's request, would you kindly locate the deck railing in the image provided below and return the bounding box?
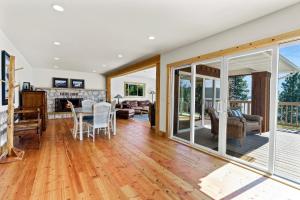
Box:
[179,99,300,127]
[278,102,300,127]
[196,99,251,114]
[229,100,252,115]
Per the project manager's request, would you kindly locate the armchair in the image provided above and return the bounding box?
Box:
[242,114,262,134]
[208,107,246,146]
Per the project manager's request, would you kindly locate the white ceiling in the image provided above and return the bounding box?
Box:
[1,0,300,74]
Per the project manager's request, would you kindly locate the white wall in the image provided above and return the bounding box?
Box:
[0,29,33,109]
[32,68,106,90]
[111,75,156,102]
[0,29,33,147]
[159,3,300,132]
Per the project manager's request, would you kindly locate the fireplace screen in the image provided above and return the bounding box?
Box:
[55,98,83,112]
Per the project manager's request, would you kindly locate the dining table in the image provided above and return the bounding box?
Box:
[75,107,117,140]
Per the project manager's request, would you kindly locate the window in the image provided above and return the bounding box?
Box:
[124,82,145,97]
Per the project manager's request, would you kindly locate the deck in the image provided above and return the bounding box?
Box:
[176,119,300,184]
[246,130,300,183]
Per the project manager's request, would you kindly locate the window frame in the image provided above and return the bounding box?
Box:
[124,82,146,97]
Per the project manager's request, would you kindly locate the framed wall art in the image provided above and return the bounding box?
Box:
[71,79,85,89]
[1,50,10,105]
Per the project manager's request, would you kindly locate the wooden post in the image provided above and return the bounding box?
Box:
[7,56,15,155]
[0,55,24,163]
[252,71,271,132]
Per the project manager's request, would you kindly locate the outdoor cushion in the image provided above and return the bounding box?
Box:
[229,107,243,118]
[227,109,233,117]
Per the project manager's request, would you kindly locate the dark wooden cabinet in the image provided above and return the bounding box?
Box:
[21,91,47,131]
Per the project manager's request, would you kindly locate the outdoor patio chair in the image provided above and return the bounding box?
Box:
[208,107,246,146]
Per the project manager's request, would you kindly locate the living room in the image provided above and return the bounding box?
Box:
[110,67,156,126]
[0,1,300,199]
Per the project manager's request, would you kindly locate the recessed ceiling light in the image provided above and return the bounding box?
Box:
[53,41,61,46]
[117,54,123,58]
[54,57,60,60]
[148,36,155,40]
[53,65,59,69]
[52,4,64,12]
[92,70,97,73]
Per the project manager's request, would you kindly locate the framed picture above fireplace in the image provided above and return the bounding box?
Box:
[53,77,68,88]
[71,79,85,89]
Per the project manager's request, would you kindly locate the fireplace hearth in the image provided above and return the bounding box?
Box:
[55,98,83,112]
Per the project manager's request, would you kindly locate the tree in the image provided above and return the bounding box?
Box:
[229,76,249,100]
[279,72,300,102]
[278,72,300,124]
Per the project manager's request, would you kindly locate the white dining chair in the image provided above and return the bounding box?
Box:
[82,99,95,122]
[87,102,111,142]
[68,100,90,139]
[68,101,79,138]
[109,100,117,132]
[82,99,95,110]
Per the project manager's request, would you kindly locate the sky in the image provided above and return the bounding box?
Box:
[280,44,300,68]
[277,44,300,92]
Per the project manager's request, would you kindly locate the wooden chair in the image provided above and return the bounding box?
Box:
[14,108,42,149]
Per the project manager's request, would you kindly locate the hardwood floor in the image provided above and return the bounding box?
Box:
[0,119,299,200]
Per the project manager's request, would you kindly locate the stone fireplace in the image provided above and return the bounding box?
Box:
[36,87,106,119]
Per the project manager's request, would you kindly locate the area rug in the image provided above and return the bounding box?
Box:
[133,114,149,122]
[174,128,270,162]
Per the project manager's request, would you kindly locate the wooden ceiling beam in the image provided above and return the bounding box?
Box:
[106,55,160,78]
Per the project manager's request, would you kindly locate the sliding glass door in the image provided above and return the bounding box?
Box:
[193,61,221,151]
[172,60,224,153]
[170,42,300,184]
[275,41,300,184]
[173,66,192,142]
[225,49,273,170]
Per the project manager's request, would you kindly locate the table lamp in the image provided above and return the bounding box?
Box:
[149,90,156,103]
[114,94,123,104]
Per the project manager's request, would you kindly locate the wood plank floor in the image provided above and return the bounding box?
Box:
[0,119,299,200]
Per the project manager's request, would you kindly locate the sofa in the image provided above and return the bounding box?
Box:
[208,107,262,146]
[121,100,150,114]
